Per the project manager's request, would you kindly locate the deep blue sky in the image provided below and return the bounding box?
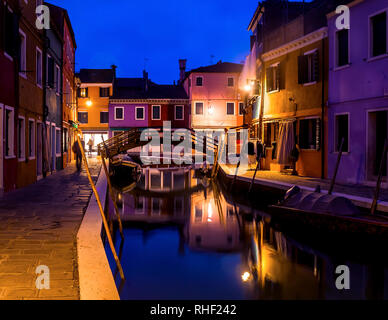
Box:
[48,0,259,84]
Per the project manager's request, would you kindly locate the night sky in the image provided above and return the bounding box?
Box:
[47,0,259,84]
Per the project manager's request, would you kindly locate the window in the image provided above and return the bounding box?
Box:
[18,117,26,160]
[36,48,42,86]
[299,118,318,150]
[78,87,88,98]
[4,6,18,58]
[175,105,184,120]
[228,77,234,87]
[239,102,245,115]
[195,102,204,115]
[55,64,60,94]
[335,114,349,152]
[266,64,280,92]
[47,55,54,88]
[298,51,319,84]
[114,107,124,120]
[135,107,144,120]
[100,112,109,124]
[100,87,110,97]
[19,30,26,77]
[56,128,61,156]
[28,119,35,159]
[5,107,15,158]
[336,29,349,67]
[196,77,203,86]
[227,102,235,115]
[78,112,88,124]
[152,105,161,120]
[370,12,387,57]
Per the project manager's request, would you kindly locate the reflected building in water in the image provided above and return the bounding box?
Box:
[110,166,388,300]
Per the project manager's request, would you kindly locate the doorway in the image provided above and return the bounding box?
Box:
[367,110,388,180]
[37,122,43,178]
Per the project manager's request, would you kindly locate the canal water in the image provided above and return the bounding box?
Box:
[104,166,388,300]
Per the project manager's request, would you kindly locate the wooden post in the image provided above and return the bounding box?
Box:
[101,156,124,240]
[371,139,388,215]
[328,137,344,195]
[249,155,261,193]
[229,161,241,192]
[76,134,125,280]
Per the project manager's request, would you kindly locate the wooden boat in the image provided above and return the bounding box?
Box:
[110,156,141,190]
[268,186,388,238]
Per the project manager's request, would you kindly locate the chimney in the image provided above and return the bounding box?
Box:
[111,64,117,79]
[179,59,187,84]
[143,70,149,91]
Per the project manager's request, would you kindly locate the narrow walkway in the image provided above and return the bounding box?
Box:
[0,159,100,300]
[222,164,388,208]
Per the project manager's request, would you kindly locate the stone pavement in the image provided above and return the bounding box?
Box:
[0,158,100,300]
[224,164,388,202]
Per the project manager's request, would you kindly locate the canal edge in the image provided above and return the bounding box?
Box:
[76,166,120,300]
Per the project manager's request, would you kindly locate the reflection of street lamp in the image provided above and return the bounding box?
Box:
[86,99,92,107]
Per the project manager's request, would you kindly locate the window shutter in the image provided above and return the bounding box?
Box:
[298,55,306,84]
[312,51,319,82]
[13,13,20,59]
[77,87,81,97]
[266,68,272,92]
[85,87,88,97]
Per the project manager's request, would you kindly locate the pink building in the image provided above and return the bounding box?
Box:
[180,60,244,132]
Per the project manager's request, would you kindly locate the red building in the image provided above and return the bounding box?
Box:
[0,0,19,192]
[48,4,77,168]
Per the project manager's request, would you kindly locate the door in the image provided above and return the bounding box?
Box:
[37,122,42,177]
[367,111,388,180]
[0,104,3,190]
[51,125,56,171]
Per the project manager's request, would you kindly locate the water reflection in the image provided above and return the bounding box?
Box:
[105,166,388,300]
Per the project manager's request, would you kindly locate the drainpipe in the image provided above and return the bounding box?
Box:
[321,38,325,179]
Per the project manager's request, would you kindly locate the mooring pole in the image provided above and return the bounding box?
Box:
[230,161,241,192]
[249,155,261,193]
[371,139,388,215]
[76,133,125,280]
[101,156,124,240]
[101,136,124,240]
[328,137,344,195]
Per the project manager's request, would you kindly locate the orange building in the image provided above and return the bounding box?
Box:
[76,68,115,151]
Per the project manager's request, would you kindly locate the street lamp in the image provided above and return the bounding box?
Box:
[86,99,93,107]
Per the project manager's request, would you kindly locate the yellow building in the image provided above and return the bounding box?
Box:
[76,68,115,151]
[259,26,328,178]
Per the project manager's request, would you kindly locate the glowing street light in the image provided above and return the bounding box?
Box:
[86,99,93,107]
[241,271,251,282]
[208,105,215,115]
